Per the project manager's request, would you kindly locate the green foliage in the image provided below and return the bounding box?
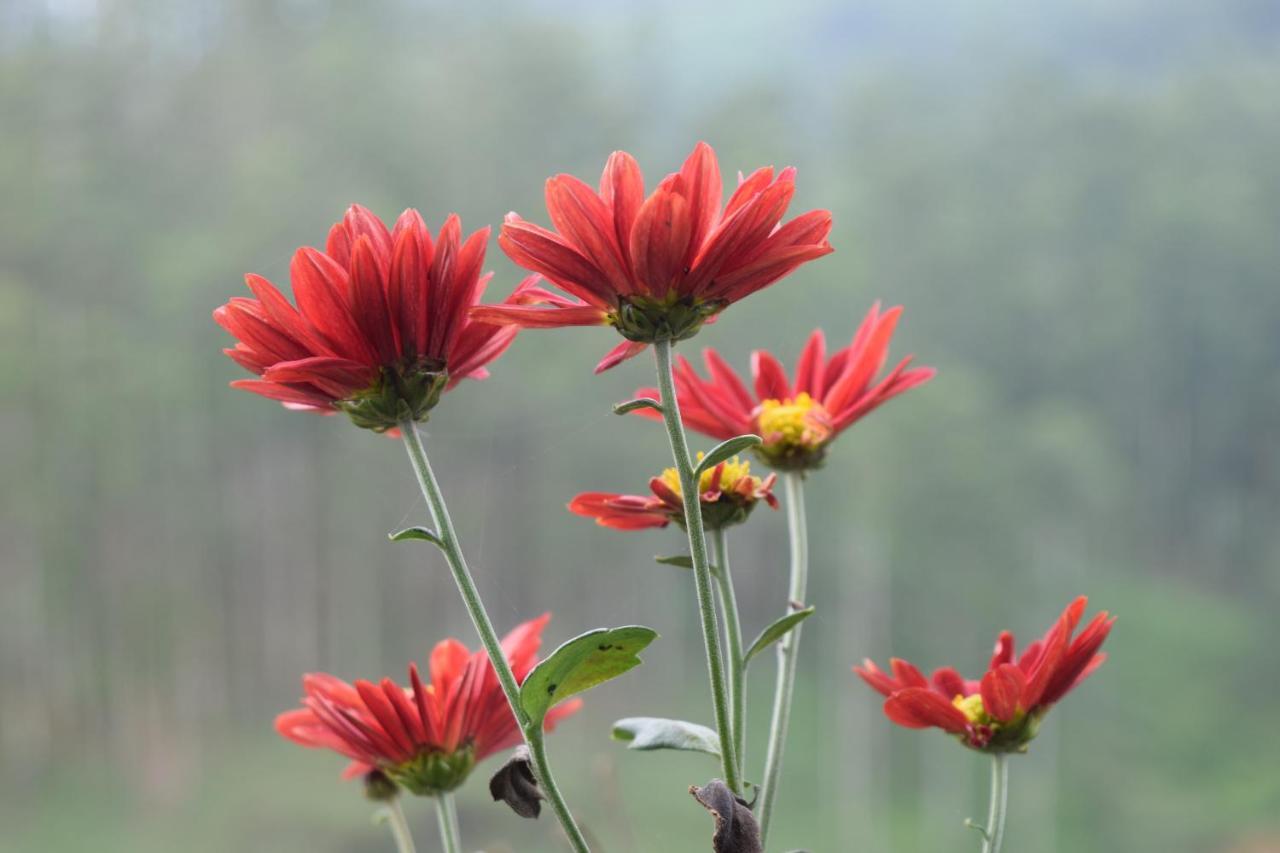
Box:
[612,717,722,757]
[743,607,815,665]
[519,627,659,727]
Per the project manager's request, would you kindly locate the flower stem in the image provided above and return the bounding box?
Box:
[381,799,418,853]
[399,420,591,853]
[652,339,742,794]
[980,754,1010,853]
[757,470,809,843]
[434,793,461,853]
[711,527,747,772]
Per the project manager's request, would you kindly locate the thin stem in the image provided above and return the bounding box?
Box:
[981,754,1010,853]
[381,799,418,853]
[711,527,747,773]
[757,471,809,843]
[652,339,742,793]
[434,793,461,853]
[400,421,590,853]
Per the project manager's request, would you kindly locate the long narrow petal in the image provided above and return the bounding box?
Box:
[599,151,644,270]
[547,174,633,295]
[752,350,791,401]
[349,236,398,363]
[980,663,1027,723]
[594,340,649,373]
[499,215,615,307]
[629,182,692,297]
[884,688,970,733]
[677,141,722,263]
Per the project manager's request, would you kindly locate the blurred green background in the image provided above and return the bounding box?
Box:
[3,1,1279,850]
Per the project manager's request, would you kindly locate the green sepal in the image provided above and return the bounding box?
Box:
[614,398,664,416]
[612,717,721,757]
[388,526,445,548]
[744,606,816,664]
[694,435,763,478]
[520,626,658,727]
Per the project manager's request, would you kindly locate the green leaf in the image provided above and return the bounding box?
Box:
[389,526,444,548]
[612,717,721,757]
[744,607,816,664]
[613,397,664,416]
[694,434,763,478]
[520,626,658,726]
[655,554,694,569]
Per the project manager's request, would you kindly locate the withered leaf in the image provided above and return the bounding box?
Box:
[489,745,543,819]
[689,779,763,853]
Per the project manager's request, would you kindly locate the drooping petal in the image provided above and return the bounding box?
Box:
[884,688,970,734]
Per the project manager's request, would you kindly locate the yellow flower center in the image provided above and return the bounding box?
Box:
[756,394,833,452]
[952,693,989,725]
[660,453,760,498]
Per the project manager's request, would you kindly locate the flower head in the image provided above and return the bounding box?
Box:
[215,204,532,432]
[569,455,778,531]
[471,141,833,372]
[854,597,1113,753]
[275,614,580,796]
[631,303,934,470]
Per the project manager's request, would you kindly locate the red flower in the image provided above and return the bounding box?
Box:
[854,597,1113,753]
[569,455,777,531]
[631,302,934,470]
[215,204,532,431]
[470,141,833,372]
[275,614,580,795]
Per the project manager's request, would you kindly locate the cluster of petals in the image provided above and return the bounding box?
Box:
[632,302,934,466]
[275,615,579,788]
[568,457,777,530]
[855,597,1113,751]
[471,141,833,372]
[215,204,528,416]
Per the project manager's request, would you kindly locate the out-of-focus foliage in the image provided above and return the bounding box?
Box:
[1,1,1278,851]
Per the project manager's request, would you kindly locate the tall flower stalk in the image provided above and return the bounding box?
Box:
[758,471,809,840]
[710,526,747,769]
[653,339,742,792]
[435,792,462,853]
[400,420,591,852]
[978,754,1009,853]
[378,799,418,853]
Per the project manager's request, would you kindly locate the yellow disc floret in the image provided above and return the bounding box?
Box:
[660,453,759,498]
[952,693,989,725]
[753,393,835,470]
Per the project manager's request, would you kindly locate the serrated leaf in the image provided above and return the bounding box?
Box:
[612,717,721,757]
[613,397,664,416]
[694,434,763,478]
[520,626,658,726]
[388,526,444,548]
[743,607,816,664]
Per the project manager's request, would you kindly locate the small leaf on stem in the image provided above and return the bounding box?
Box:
[655,555,694,569]
[690,779,763,853]
[614,397,664,416]
[612,717,721,757]
[388,526,445,548]
[489,745,544,819]
[520,626,658,726]
[743,607,816,664]
[694,435,763,478]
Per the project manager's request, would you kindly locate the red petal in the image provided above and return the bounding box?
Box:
[890,657,929,689]
[547,174,633,295]
[470,303,608,329]
[290,247,374,362]
[629,182,693,297]
[677,141,722,263]
[389,209,433,357]
[599,151,644,270]
[794,329,828,397]
[499,216,615,306]
[594,340,648,373]
[884,688,970,734]
[752,350,791,402]
[980,663,1027,723]
[349,236,398,363]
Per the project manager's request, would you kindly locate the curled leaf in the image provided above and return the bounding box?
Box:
[489,745,543,819]
[693,434,763,478]
[614,397,664,415]
[690,779,763,853]
[612,717,721,757]
[519,625,658,726]
[743,607,816,664]
[388,526,445,548]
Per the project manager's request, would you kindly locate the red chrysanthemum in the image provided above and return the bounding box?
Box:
[275,614,580,796]
[569,455,777,531]
[470,141,833,372]
[854,597,1113,753]
[629,302,934,470]
[215,204,534,431]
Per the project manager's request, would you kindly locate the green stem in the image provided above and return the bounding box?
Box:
[652,339,742,793]
[757,471,809,843]
[711,527,746,774]
[981,754,1010,853]
[434,793,461,853]
[400,421,590,853]
[381,799,418,853]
